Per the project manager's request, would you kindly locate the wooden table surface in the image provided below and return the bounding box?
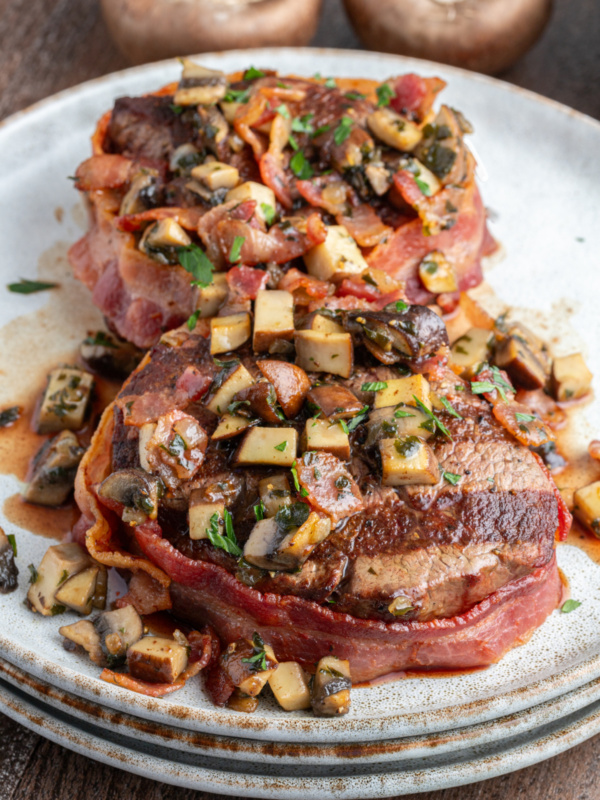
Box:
[0,0,599,798]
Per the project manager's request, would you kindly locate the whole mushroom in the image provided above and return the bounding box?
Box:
[342,0,553,75]
[101,0,323,65]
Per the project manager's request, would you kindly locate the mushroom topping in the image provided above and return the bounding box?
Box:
[127,636,189,684]
[27,542,93,616]
[0,527,18,594]
[294,330,354,378]
[551,353,593,402]
[303,419,351,461]
[35,367,94,435]
[139,218,192,264]
[119,169,158,216]
[311,656,351,717]
[173,61,228,107]
[80,331,143,379]
[258,474,292,518]
[234,427,298,468]
[93,605,144,667]
[450,327,494,377]
[306,384,364,421]
[268,661,311,711]
[22,431,85,507]
[98,468,164,524]
[379,436,440,486]
[253,289,295,353]
[494,322,550,390]
[256,360,310,418]
[303,225,368,283]
[210,313,252,355]
[573,481,600,537]
[221,634,278,697]
[60,620,104,666]
[243,506,331,572]
[365,406,434,447]
[230,382,283,424]
[55,565,102,616]
[418,251,457,294]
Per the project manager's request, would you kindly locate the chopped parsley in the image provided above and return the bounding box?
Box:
[0,406,20,428]
[83,331,117,348]
[471,367,513,402]
[291,113,314,134]
[274,441,288,452]
[312,124,331,138]
[345,91,366,101]
[206,510,242,557]
[346,405,369,431]
[361,381,387,392]
[28,564,39,584]
[260,203,276,226]
[338,419,350,435]
[395,300,409,312]
[515,412,537,423]
[415,176,431,196]
[561,599,581,613]
[7,534,17,556]
[228,235,246,263]
[394,408,415,418]
[276,501,310,532]
[274,103,289,119]
[7,279,58,294]
[376,83,395,107]
[439,396,463,419]
[324,77,337,89]
[244,67,265,81]
[186,310,201,330]
[253,500,265,521]
[413,395,452,439]
[290,461,300,492]
[333,116,353,145]
[223,88,250,104]
[442,470,462,485]
[177,243,214,287]
[290,150,313,180]
[241,632,269,672]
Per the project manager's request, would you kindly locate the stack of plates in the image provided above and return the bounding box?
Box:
[1,49,600,797]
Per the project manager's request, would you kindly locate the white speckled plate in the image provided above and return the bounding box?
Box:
[1,49,600,756]
[3,662,600,797]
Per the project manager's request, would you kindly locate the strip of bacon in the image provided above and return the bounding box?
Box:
[74,154,134,191]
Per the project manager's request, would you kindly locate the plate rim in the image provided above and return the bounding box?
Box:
[1,46,600,745]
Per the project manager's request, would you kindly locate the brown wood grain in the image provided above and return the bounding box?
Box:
[0,0,599,797]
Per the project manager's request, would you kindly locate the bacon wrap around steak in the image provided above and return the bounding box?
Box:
[74,313,568,683]
[68,72,493,348]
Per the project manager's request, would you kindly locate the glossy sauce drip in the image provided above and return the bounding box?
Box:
[2,493,78,541]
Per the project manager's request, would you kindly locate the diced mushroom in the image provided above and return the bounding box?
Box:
[367,108,423,152]
[373,375,431,410]
[227,688,260,713]
[294,330,354,378]
[379,436,440,486]
[402,157,442,196]
[138,422,156,472]
[311,656,351,717]
[196,105,229,144]
[210,313,251,355]
[450,327,494,376]
[551,353,593,401]
[190,161,240,191]
[98,468,163,524]
[234,427,298,468]
[231,382,282,424]
[80,332,143,379]
[268,661,311,711]
[256,360,311,418]
[139,218,192,264]
[195,272,229,319]
[574,481,600,537]
[259,474,292,518]
[119,170,158,216]
[309,314,345,334]
[127,636,189,684]
[226,181,277,225]
[365,162,393,196]
[189,499,225,540]
[0,527,18,594]
[59,620,105,666]
[211,413,253,440]
[221,634,278,697]
[415,106,467,185]
[22,431,85,506]
[93,605,144,667]
[206,363,255,415]
[304,225,368,283]
[174,60,228,106]
[169,143,203,174]
[365,406,434,447]
[495,333,549,390]
[253,290,295,353]
[303,418,351,461]
[27,542,92,616]
[35,367,94,434]
[54,565,100,615]
[243,508,331,571]
[306,384,364,420]
[418,251,457,294]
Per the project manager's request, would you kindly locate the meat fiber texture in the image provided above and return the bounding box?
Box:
[68,72,493,349]
[73,326,568,682]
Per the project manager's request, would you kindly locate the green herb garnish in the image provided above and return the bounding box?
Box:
[274,104,290,119]
[290,150,313,180]
[177,243,214,287]
[346,406,369,431]
[260,203,276,226]
[515,412,537,423]
[229,235,246,264]
[376,83,395,107]
[206,511,242,557]
[244,67,265,81]
[395,300,408,312]
[7,534,17,557]
[439,396,463,419]
[241,632,269,672]
[83,331,118,348]
[290,461,300,492]
[333,116,353,145]
[561,599,581,613]
[253,501,265,521]
[186,310,201,330]
[324,77,337,89]
[412,396,452,439]
[0,406,20,428]
[291,114,314,134]
[274,441,288,452]
[8,279,58,294]
[361,381,387,392]
[442,470,462,486]
[28,564,39,584]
